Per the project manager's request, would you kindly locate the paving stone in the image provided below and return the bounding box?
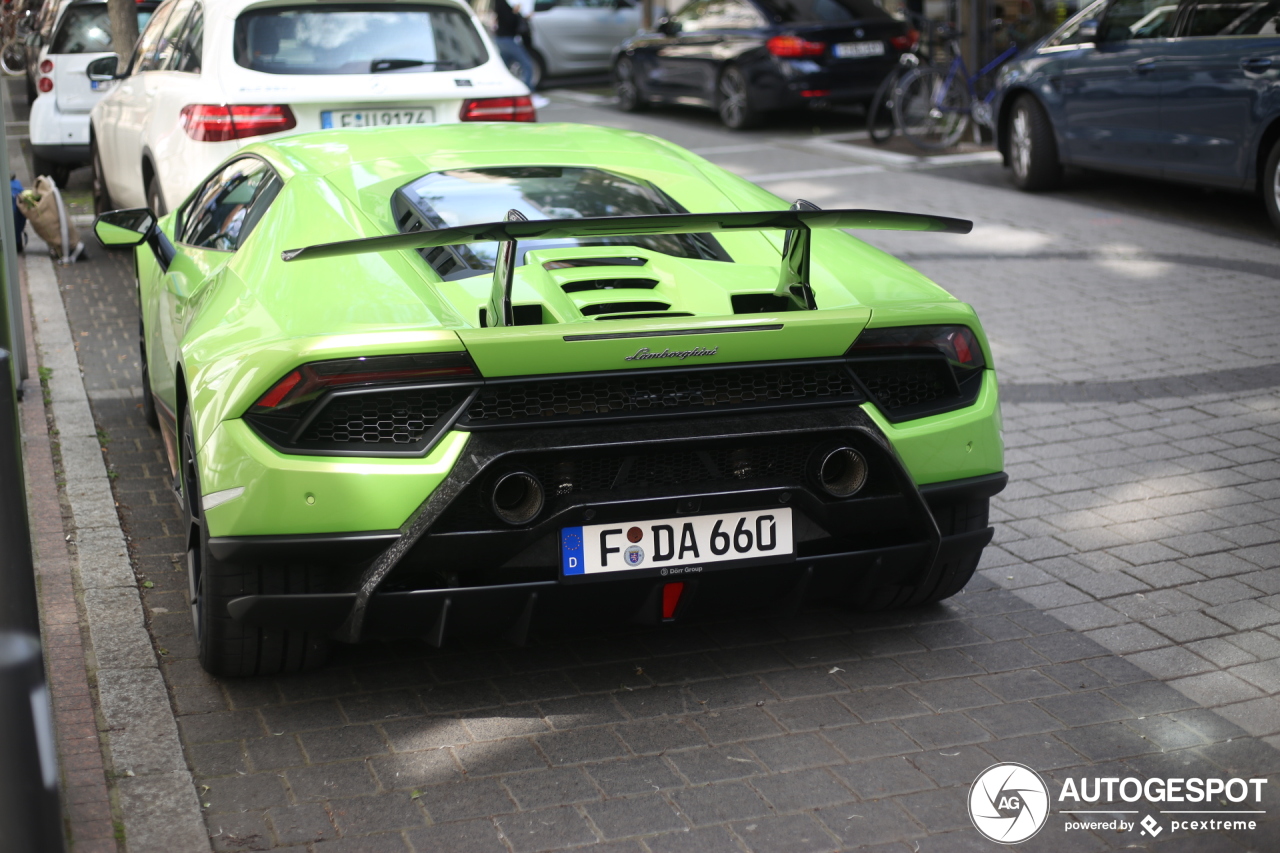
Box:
[906,679,1000,713]
[841,687,933,722]
[499,807,597,853]
[1205,600,1280,631]
[1024,632,1109,663]
[734,813,842,853]
[671,781,772,825]
[585,755,685,796]
[976,669,1068,701]
[327,794,425,835]
[644,826,745,853]
[693,706,785,744]
[266,803,336,845]
[750,768,853,812]
[904,744,997,788]
[1085,623,1171,654]
[815,798,923,847]
[1057,722,1159,762]
[896,787,972,833]
[896,712,992,750]
[1124,647,1216,680]
[966,702,1061,738]
[611,712,706,753]
[416,778,515,823]
[766,696,859,732]
[832,755,935,799]
[501,767,600,810]
[822,722,922,761]
[286,762,379,802]
[585,794,686,839]
[667,745,766,784]
[745,732,843,772]
[457,737,550,774]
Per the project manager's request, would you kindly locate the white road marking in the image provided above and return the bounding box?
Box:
[744,164,885,183]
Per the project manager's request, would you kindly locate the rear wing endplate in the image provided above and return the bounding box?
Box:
[281,201,972,327]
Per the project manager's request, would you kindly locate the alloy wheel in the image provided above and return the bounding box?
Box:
[718,69,748,128]
[615,58,640,111]
[182,419,204,642]
[1011,107,1032,181]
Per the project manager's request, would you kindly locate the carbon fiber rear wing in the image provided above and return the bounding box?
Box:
[281,200,972,327]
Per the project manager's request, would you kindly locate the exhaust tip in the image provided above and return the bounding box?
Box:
[491,471,545,525]
[815,447,868,498]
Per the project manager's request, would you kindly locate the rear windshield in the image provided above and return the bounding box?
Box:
[755,0,893,23]
[233,3,487,75]
[51,4,154,54]
[397,167,725,278]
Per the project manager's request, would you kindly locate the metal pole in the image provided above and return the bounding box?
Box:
[0,73,28,390]
[0,632,65,853]
[0,348,38,636]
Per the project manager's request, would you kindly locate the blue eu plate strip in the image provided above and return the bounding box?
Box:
[561,527,584,576]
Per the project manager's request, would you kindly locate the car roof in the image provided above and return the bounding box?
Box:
[211,0,477,20]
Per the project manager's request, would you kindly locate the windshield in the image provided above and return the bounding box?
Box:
[233,3,487,75]
[754,0,893,23]
[398,167,726,278]
[51,4,154,53]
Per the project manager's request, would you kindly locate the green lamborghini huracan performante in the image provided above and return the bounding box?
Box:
[95,123,1006,677]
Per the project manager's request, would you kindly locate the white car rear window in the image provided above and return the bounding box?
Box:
[51,4,154,54]
[233,3,488,75]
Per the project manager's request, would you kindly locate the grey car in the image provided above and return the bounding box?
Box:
[475,0,641,86]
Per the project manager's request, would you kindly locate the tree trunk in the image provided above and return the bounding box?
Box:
[106,0,139,63]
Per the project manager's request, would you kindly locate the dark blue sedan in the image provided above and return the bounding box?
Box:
[992,0,1280,227]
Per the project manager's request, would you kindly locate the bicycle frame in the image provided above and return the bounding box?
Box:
[935,40,1019,111]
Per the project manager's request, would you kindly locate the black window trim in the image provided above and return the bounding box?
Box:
[176,154,282,253]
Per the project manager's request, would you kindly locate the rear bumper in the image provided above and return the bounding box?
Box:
[214,402,1005,642]
[751,55,900,110]
[31,144,90,164]
[29,93,91,154]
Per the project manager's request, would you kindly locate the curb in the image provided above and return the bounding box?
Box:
[23,244,211,853]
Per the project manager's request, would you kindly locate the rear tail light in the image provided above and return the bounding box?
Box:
[890,29,920,51]
[37,77,52,93]
[39,59,53,74]
[180,104,297,142]
[767,35,827,58]
[848,325,986,370]
[250,352,476,414]
[460,97,536,122]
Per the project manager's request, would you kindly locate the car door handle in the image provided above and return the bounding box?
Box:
[1241,57,1273,72]
[1132,58,1160,73]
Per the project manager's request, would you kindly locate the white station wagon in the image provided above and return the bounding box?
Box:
[89,0,532,214]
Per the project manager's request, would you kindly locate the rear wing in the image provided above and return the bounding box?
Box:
[281,200,972,327]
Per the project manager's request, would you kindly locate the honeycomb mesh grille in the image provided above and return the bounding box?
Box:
[300,388,466,445]
[464,364,860,425]
[851,360,953,412]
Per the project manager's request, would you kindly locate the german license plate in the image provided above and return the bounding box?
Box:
[834,41,886,58]
[561,508,793,579]
[320,107,436,129]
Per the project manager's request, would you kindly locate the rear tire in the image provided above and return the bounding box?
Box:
[614,56,648,113]
[91,138,113,215]
[146,172,166,216]
[717,65,760,130]
[139,320,159,429]
[182,411,331,677]
[893,66,968,150]
[867,69,900,145]
[855,496,989,610]
[1008,93,1062,191]
[1262,139,1280,234]
[529,50,545,91]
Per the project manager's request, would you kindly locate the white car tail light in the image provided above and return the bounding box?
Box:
[459,97,536,122]
[179,105,297,142]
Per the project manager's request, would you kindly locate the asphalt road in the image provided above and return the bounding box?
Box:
[22,85,1280,852]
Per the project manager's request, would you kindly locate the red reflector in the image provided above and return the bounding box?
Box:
[256,370,301,409]
[890,29,920,51]
[180,104,297,142]
[801,90,831,98]
[39,59,53,74]
[662,582,685,620]
[767,35,826,58]
[37,77,52,93]
[460,96,536,122]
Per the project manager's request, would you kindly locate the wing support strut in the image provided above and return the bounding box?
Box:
[774,199,820,311]
[485,209,527,328]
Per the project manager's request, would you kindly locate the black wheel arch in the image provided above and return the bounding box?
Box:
[1253,116,1280,192]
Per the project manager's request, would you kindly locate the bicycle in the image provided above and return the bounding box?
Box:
[0,0,31,78]
[891,25,1018,151]
[866,11,936,145]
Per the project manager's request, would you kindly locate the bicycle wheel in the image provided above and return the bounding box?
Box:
[867,69,900,145]
[893,66,970,151]
[0,39,25,77]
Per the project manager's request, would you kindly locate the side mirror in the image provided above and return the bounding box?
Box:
[86,54,120,82]
[94,208,154,248]
[1078,19,1098,40]
[657,17,680,35]
[533,0,554,10]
